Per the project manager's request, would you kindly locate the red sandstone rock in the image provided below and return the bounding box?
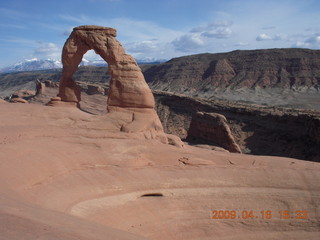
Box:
[11,90,35,99]
[35,79,46,95]
[57,25,154,109]
[187,112,241,153]
[10,97,28,103]
[50,96,62,101]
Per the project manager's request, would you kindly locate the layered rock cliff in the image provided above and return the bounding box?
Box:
[144,48,320,92]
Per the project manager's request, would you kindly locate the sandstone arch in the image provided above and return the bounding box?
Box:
[57,25,155,110]
[48,25,184,147]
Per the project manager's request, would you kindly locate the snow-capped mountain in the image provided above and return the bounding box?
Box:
[0,58,62,73]
[0,58,166,73]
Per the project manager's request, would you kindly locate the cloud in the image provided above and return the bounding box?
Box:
[306,34,320,46]
[190,21,233,39]
[256,33,272,41]
[172,33,204,52]
[292,34,320,48]
[190,20,233,33]
[234,42,249,47]
[124,39,173,61]
[172,20,233,52]
[125,40,159,53]
[256,33,288,42]
[292,41,310,48]
[33,42,61,60]
[202,27,233,39]
[273,34,285,41]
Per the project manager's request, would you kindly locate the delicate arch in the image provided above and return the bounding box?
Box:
[58,25,155,109]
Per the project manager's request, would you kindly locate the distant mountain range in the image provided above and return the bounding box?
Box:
[0,59,62,73]
[0,58,166,73]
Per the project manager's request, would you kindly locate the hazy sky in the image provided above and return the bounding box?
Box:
[1,0,320,67]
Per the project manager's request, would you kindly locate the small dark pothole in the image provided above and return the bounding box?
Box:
[140,193,164,197]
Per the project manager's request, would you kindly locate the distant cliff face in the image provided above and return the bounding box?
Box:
[154,91,320,162]
[144,48,320,92]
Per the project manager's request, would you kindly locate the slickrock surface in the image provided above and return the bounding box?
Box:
[0,103,319,240]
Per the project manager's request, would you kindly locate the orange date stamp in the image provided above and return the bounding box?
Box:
[211,210,308,220]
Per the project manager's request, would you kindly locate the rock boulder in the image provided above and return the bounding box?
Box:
[187,112,241,153]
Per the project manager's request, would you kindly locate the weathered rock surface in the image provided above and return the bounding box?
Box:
[187,112,241,153]
[10,97,28,103]
[0,103,319,240]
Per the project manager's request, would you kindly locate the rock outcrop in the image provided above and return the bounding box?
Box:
[35,79,46,95]
[187,112,241,153]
